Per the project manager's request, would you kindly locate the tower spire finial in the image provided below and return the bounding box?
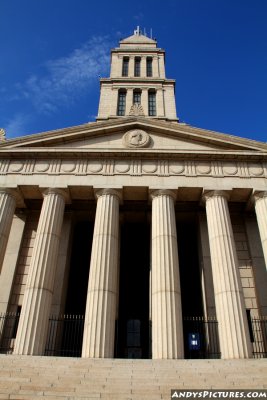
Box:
[134,26,141,36]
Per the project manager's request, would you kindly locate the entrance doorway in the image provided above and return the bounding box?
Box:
[177,214,205,358]
[116,216,150,359]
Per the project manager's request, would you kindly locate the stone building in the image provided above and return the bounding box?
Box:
[0,28,267,364]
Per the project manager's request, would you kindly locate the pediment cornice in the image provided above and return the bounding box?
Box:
[0,117,266,154]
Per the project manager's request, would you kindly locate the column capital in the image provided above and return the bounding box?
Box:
[0,187,25,207]
[149,189,177,201]
[42,187,70,203]
[94,188,123,203]
[252,190,267,202]
[202,190,230,203]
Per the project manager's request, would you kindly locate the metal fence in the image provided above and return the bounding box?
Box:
[183,317,221,359]
[45,314,85,357]
[250,316,267,358]
[0,312,19,353]
[1,313,266,358]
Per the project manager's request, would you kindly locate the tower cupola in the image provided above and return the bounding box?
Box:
[97,28,178,122]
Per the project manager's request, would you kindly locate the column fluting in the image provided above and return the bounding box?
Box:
[203,190,252,358]
[0,189,16,272]
[254,191,267,269]
[13,188,66,355]
[82,189,120,358]
[151,190,184,359]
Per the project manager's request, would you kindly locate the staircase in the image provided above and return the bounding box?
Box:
[0,355,266,400]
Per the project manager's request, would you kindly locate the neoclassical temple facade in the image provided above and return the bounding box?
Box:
[0,30,266,360]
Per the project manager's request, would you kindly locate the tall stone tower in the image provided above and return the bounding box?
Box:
[97,27,178,121]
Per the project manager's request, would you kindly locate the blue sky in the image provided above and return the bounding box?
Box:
[0,0,266,142]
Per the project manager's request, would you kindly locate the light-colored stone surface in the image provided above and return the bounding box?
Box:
[198,213,216,318]
[254,191,267,270]
[151,190,184,359]
[204,191,252,359]
[0,30,266,364]
[97,29,177,121]
[0,213,26,314]
[0,355,266,399]
[0,189,16,273]
[245,215,267,316]
[50,213,73,316]
[82,189,120,358]
[13,189,66,355]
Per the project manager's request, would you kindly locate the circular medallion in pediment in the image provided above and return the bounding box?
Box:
[123,129,150,148]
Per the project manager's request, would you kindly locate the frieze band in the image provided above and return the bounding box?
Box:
[1,158,266,178]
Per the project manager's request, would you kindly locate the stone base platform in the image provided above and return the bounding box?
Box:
[0,355,266,400]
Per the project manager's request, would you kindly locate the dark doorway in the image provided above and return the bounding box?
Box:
[61,220,94,356]
[65,220,94,315]
[116,219,150,358]
[176,215,204,358]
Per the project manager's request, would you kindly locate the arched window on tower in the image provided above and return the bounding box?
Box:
[117,90,126,116]
[146,57,153,77]
[134,57,141,77]
[148,90,156,116]
[122,57,129,77]
[133,89,142,105]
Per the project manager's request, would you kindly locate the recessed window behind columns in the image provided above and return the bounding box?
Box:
[122,57,129,77]
[133,89,141,105]
[117,90,126,116]
[134,57,141,77]
[146,57,153,77]
[148,90,156,116]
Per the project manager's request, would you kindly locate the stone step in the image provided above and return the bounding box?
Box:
[0,355,266,400]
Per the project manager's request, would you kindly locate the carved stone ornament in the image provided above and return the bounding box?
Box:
[123,129,150,148]
[0,128,6,141]
[129,103,145,116]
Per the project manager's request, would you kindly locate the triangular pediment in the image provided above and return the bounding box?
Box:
[0,117,266,154]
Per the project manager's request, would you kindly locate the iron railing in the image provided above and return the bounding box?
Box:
[0,313,266,358]
[0,312,19,353]
[250,316,267,358]
[183,317,221,359]
[45,314,84,357]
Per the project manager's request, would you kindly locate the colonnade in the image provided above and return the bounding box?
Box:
[0,187,266,359]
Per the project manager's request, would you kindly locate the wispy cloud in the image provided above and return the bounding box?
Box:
[17,35,113,114]
[4,113,31,138]
[133,12,144,21]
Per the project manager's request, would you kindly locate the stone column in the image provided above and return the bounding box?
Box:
[13,188,66,355]
[125,88,133,116]
[0,189,17,272]
[142,88,149,116]
[151,190,184,359]
[203,190,252,359]
[158,54,165,78]
[110,88,119,116]
[157,88,165,117]
[141,56,146,77]
[129,56,134,77]
[82,189,120,358]
[253,191,267,269]
[153,56,159,78]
